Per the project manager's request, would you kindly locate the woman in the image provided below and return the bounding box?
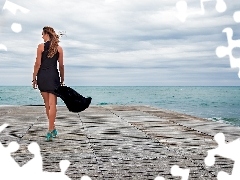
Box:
[32,26,64,141]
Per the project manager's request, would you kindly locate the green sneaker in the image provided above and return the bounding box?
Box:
[46,131,53,141]
[52,129,58,138]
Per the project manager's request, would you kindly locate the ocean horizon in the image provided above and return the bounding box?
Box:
[0,86,239,126]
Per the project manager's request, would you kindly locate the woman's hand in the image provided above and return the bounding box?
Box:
[60,77,64,86]
[60,81,65,86]
[32,80,37,89]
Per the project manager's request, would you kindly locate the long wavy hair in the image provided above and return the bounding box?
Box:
[43,26,60,58]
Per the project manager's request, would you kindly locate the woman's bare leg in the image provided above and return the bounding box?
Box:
[40,91,49,120]
[48,93,57,130]
[40,92,57,131]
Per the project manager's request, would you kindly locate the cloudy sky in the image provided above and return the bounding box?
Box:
[0,0,239,86]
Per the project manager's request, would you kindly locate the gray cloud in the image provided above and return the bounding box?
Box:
[0,0,239,86]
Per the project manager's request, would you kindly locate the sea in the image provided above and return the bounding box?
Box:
[0,86,239,126]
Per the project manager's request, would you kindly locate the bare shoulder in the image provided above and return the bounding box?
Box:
[38,43,44,48]
[37,43,44,51]
[57,45,63,53]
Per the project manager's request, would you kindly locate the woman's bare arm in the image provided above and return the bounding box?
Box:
[32,44,43,80]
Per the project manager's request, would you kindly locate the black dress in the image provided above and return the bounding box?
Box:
[37,41,60,96]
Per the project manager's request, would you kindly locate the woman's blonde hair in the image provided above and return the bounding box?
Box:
[43,26,60,58]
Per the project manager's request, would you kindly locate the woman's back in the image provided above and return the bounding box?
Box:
[40,41,59,70]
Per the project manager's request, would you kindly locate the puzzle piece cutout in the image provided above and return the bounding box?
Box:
[81,175,92,180]
[0,1,30,51]
[0,3,7,52]
[154,165,190,180]
[176,0,227,22]
[0,124,22,178]
[2,0,30,33]
[233,11,240,23]
[0,124,80,179]
[0,44,7,51]
[2,0,29,15]
[205,133,240,180]
[215,12,240,78]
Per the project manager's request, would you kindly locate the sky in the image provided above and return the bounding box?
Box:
[0,0,239,86]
